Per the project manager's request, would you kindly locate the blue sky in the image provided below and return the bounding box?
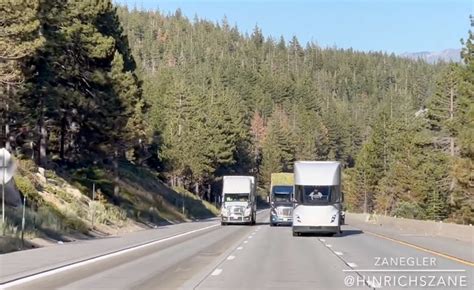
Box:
[114,0,473,54]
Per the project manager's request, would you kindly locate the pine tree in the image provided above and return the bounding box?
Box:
[427,65,461,156]
[0,0,44,151]
[449,21,474,224]
[0,0,44,88]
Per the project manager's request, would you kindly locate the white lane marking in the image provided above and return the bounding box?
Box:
[248,236,253,239]
[0,223,220,288]
[343,269,466,272]
[334,251,343,256]
[227,255,235,260]
[367,279,382,288]
[319,238,326,242]
[243,240,248,244]
[211,269,223,276]
[237,246,243,250]
[347,262,358,268]
[325,244,332,248]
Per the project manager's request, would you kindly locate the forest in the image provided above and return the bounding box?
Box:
[1,1,472,224]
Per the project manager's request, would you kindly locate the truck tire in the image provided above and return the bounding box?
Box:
[292,231,299,237]
[221,221,226,226]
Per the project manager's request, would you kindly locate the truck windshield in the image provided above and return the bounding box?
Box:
[272,185,293,202]
[295,185,337,205]
[224,194,249,202]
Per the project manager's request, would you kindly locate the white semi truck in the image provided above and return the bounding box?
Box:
[292,161,343,236]
[220,176,256,225]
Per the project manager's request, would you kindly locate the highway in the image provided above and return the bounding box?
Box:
[0,210,472,290]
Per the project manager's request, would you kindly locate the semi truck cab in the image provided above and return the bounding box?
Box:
[221,176,256,225]
[269,173,294,226]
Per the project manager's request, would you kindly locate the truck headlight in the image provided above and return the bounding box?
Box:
[221,208,229,216]
[244,207,251,216]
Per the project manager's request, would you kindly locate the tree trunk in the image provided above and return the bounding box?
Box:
[38,117,48,167]
[113,150,120,202]
[449,87,455,157]
[5,85,11,151]
[363,171,368,214]
[60,111,67,162]
[195,181,200,199]
[5,110,10,151]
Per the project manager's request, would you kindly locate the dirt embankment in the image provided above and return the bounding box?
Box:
[1,160,219,254]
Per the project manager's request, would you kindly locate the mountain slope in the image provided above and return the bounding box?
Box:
[400,49,461,63]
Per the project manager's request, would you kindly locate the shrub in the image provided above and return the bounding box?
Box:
[392,201,426,219]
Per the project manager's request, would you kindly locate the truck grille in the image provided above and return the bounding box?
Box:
[230,206,245,216]
[276,207,292,217]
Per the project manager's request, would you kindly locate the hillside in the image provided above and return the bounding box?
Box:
[1,159,219,253]
[116,7,472,223]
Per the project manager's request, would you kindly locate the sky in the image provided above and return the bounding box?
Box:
[114,0,473,54]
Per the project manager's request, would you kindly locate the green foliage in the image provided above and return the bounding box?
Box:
[13,175,37,199]
[0,0,44,88]
[393,202,425,220]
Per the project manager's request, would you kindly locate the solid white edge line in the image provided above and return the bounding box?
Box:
[211,269,223,276]
[0,223,220,289]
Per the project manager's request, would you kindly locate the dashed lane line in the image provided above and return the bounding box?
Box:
[347,262,358,268]
[211,269,223,276]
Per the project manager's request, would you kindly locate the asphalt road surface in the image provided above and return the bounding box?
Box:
[0,210,472,289]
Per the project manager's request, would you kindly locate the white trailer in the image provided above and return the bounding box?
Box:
[221,176,256,225]
[292,161,343,236]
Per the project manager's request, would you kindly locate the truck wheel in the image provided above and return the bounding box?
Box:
[270,222,274,227]
[221,221,226,226]
[292,231,299,237]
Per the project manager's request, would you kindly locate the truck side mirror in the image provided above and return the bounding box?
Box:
[341,192,345,203]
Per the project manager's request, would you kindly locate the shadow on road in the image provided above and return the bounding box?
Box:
[339,229,363,236]
[296,229,364,237]
[256,221,270,226]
